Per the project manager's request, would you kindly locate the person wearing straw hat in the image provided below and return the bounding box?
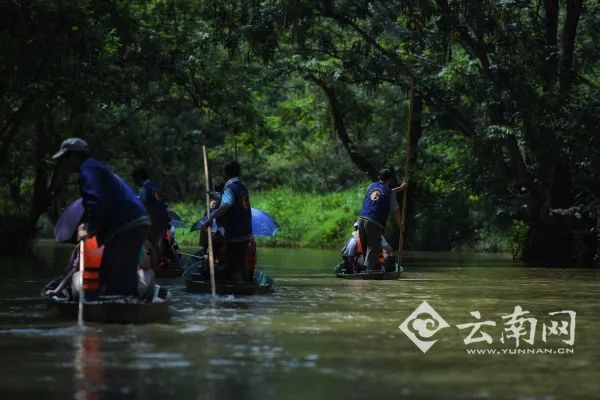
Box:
[52,138,151,298]
[357,168,407,272]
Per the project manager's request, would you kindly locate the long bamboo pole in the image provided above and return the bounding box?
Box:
[78,239,85,326]
[397,79,415,278]
[202,146,217,297]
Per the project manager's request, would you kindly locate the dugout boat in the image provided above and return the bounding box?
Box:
[334,262,400,280]
[183,260,274,295]
[155,266,184,279]
[42,278,170,323]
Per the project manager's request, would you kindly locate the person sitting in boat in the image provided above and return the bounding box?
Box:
[52,138,150,300]
[44,244,81,298]
[195,190,226,280]
[198,234,257,284]
[198,190,223,250]
[44,236,104,300]
[132,167,170,264]
[158,226,182,270]
[203,161,253,283]
[45,237,159,302]
[356,169,407,273]
[138,240,157,301]
[342,221,392,273]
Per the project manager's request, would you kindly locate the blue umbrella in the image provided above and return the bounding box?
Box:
[54,199,186,242]
[190,207,279,237]
[54,198,85,243]
[251,208,279,237]
[167,209,185,228]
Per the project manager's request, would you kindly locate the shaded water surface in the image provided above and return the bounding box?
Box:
[0,240,599,399]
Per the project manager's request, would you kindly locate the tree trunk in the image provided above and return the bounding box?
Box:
[559,0,583,95]
[309,76,379,181]
[29,122,53,226]
[522,162,596,265]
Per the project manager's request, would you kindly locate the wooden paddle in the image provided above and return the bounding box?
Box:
[397,79,415,279]
[202,145,217,297]
[78,239,85,326]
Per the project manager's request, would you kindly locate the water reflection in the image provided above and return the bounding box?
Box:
[74,329,104,400]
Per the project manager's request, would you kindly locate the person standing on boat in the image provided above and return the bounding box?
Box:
[52,138,150,298]
[131,167,170,259]
[357,169,407,272]
[203,161,253,283]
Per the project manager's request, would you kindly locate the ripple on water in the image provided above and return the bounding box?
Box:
[177,325,208,334]
[206,372,228,380]
[132,352,192,369]
[138,352,185,359]
[0,326,80,337]
[209,358,238,367]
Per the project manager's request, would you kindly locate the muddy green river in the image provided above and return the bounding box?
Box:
[0,241,598,399]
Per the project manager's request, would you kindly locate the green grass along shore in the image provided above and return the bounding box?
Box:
[171,186,512,253]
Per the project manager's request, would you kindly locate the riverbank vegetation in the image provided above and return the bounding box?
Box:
[1,1,599,265]
[170,185,515,253]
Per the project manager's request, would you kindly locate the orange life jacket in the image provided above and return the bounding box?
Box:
[83,237,104,292]
[355,235,385,265]
[159,230,181,269]
[247,239,257,273]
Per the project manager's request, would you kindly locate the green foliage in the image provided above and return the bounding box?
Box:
[1,0,598,262]
[510,221,530,260]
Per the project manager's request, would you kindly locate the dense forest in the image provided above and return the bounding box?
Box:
[1,1,599,265]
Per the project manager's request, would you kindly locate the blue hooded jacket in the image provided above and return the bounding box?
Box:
[80,157,149,242]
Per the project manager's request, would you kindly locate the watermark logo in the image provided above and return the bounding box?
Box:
[399,302,576,355]
[398,301,450,353]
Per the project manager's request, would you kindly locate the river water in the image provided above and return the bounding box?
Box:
[0,240,598,399]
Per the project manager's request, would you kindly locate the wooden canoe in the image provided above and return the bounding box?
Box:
[183,262,274,295]
[334,262,400,280]
[155,266,184,278]
[42,278,170,324]
[337,271,400,280]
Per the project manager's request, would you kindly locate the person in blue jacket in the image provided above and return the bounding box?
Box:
[52,138,150,298]
[357,168,407,272]
[203,161,252,283]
